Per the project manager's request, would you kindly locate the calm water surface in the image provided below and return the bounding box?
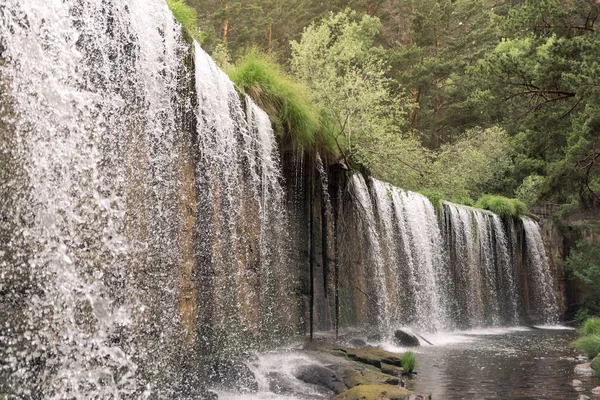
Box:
[403,327,596,399]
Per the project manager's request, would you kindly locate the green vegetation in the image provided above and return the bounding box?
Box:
[582,318,600,336]
[571,318,600,360]
[566,241,600,316]
[226,50,335,154]
[593,357,600,376]
[401,351,416,374]
[166,0,204,43]
[571,334,600,359]
[475,195,528,218]
[181,0,600,218]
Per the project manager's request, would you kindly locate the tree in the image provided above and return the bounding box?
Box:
[290,10,429,189]
[470,0,600,207]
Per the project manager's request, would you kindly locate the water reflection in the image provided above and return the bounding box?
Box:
[406,327,595,399]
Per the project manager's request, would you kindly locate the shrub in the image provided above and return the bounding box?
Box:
[401,351,416,374]
[165,0,204,43]
[570,334,600,358]
[227,49,336,155]
[582,318,600,336]
[475,194,528,217]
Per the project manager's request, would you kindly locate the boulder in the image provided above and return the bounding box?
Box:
[593,387,600,395]
[572,379,583,387]
[579,395,591,400]
[574,363,596,377]
[393,330,420,347]
[332,384,413,400]
[295,364,348,394]
[267,372,296,395]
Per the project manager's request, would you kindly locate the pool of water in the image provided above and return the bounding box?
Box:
[399,326,597,399]
[215,327,597,399]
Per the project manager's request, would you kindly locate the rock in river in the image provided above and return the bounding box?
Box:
[393,330,420,347]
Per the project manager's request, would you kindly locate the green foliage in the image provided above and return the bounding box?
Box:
[291,9,420,186]
[576,309,592,325]
[227,49,334,153]
[401,351,416,374]
[566,240,600,316]
[165,0,204,43]
[581,318,600,336]
[427,126,516,200]
[571,334,600,359]
[515,174,545,206]
[420,189,444,211]
[475,194,528,218]
[592,357,600,376]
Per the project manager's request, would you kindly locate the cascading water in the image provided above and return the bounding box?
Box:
[1,1,296,397]
[441,203,520,328]
[520,217,559,324]
[349,174,391,331]
[371,179,448,332]
[341,175,559,334]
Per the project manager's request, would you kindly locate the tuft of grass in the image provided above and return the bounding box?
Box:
[227,49,336,155]
[570,334,600,358]
[582,318,600,336]
[475,194,528,218]
[419,189,444,211]
[401,351,416,374]
[166,0,204,43]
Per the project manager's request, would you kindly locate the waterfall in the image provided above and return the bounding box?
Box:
[441,203,520,328]
[1,1,295,396]
[341,176,558,333]
[520,217,559,324]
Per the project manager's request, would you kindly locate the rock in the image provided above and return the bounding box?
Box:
[574,363,596,377]
[332,384,413,400]
[380,362,404,377]
[593,387,600,395]
[210,360,258,392]
[341,367,400,388]
[572,379,583,387]
[295,364,348,394]
[267,372,296,394]
[393,330,420,347]
[579,395,591,400]
[339,347,403,368]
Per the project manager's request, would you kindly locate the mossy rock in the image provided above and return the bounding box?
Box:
[332,384,412,400]
[339,347,403,368]
[342,367,400,388]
